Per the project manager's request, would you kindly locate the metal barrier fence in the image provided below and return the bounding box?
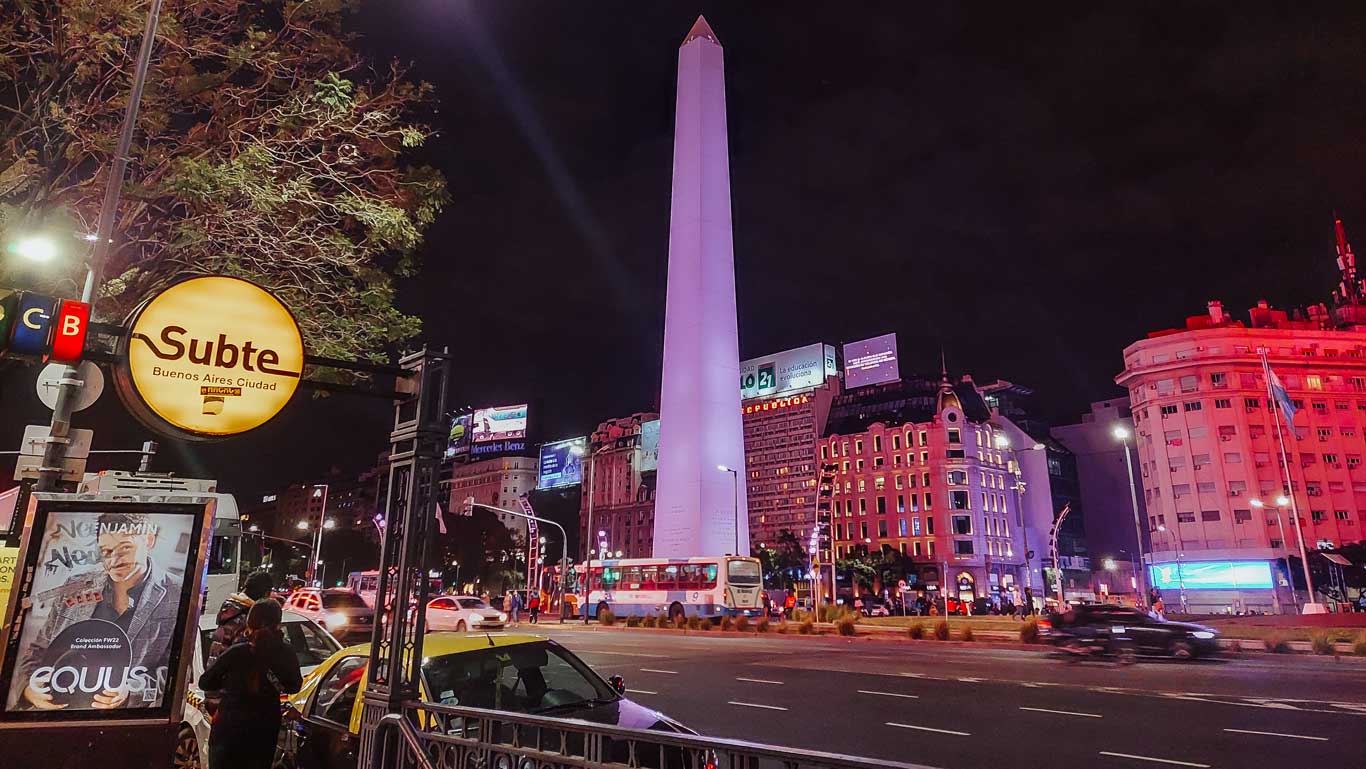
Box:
[364,700,933,769]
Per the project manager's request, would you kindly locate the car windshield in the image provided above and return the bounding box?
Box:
[323,592,368,609]
[727,559,762,585]
[423,641,615,715]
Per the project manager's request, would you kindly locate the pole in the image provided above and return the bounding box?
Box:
[1272,505,1298,613]
[1260,350,1320,610]
[309,485,329,585]
[726,467,740,555]
[1121,439,1150,606]
[584,449,598,624]
[36,0,165,492]
[472,501,570,622]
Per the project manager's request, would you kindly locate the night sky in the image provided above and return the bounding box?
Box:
[6,3,1366,500]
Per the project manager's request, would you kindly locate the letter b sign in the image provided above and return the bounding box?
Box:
[48,299,90,364]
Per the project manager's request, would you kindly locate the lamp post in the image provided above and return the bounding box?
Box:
[1112,425,1151,606]
[1251,496,1298,614]
[995,433,1046,598]
[1156,525,1187,613]
[573,443,613,624]
[718,465,741,555]
[300,517,335,586]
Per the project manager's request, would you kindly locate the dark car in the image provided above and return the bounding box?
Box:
[280,633,696,769]
[1040,604,1220,660]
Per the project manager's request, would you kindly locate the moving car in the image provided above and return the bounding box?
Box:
[284,588,376,642]
[425,595,508,631]
[279,633,695,769]
[177,610,342,769]
[1039,604,1221,660]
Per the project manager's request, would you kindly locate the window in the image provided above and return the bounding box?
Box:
[911,517,922,536]
[913,541,922,556]
[953,539,974,555]
[1317,427,1332,442]
[877,520,888,537]
[1177,511,1196,523]
[873,435,882,452]
[927,515,935,534]
[947,470,968,485]
[1223,452,1241,463]
[1201,510,1220,522]
[860,521,868,538]
[949,490,970,509]
[892,435,901,450]
[1215,398,1231,409]
[947,429,961,444]
[876,497,887,515]
[313,655,367,725]
[1324,453,1339,465]
[859,498,867,514]
[918,431,928,446]
[1245,397,1260,410]
[898,518,907,536]
[1192,453,1211,468]
[1183,401,1202,412]
[1180,375,1198,392]
[1233,509,1252,523]
[1313,401,1328,415]
[1311,510,1326,523]
[874,476,886,490]
[1349,455,1362,469]
[897,494,905,513]
[1160,405,1178,416]
[1307,375,1323,390]
[1335,510,1351,520]
[951,514,972,535]
[858,478,866,492]
[856,459,865,471]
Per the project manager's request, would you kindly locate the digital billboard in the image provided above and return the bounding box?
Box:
[739,343,839,401]
[843,333,900,389]
[446,413,473,458]
[538,437,587,489]
[471,404,528,442]
[639,419,661,472]
[1148,560,1274,591]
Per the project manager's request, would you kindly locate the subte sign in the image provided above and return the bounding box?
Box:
[113,276,304,441]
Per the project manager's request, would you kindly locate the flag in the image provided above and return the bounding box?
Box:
[1267,367,1300,439]
[434,501,448,535]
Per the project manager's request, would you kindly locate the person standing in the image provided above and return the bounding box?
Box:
[528,591,540,624]
[205,571,273,715]
[199,599,302,769]
[503,592,515,625]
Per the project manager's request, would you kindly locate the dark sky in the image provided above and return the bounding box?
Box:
[6,2,1366,500]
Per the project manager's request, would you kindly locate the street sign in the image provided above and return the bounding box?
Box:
[6,292,55,358]
[36,361,104,413]
[47,299,90,363]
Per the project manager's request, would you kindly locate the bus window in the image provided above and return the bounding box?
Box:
[660,565,679,589]
[207,518,240,576]
[601,567,618,588]
[622,566,643,588]
[701,563,718,589]
[640,566,658,590]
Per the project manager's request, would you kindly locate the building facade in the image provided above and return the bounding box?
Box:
[1116,299,1366,612]
[581,413,658,560]
[451,456,538,537]
[743,374,840,549]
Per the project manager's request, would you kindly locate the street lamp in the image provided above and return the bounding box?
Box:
[1251,497,1298,613]
[998,432,1047,599]
[10,235,58,263]
[1112,424,1151,606]
[574,442,613,623]
[718,464,740,555]
[1155,525,1187,613]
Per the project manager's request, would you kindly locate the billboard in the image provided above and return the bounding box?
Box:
[538,437,587,489]
[0,502,207,719]
[843,333,900,389]
[1148,560,1274,591]
[446,413,473,458]
[639,419,661,472]
[471,404,529,443]
[739,343,839,401]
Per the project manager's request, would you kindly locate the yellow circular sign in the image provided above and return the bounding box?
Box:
[116,276,304,440]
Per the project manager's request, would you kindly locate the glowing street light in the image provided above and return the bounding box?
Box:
[11,235,58,263]
[296,520,309,530]
[1112,423,1149,605]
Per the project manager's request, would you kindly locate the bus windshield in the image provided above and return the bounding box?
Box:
[727,559,762,585]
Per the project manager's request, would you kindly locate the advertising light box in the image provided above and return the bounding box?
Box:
[739,343,839,401]
[471,404,529,443]
[843,333,900,389]
[639,419,661,472]
[1148,560,1274,591]
[446,413,472,458]
[538,437,587,489]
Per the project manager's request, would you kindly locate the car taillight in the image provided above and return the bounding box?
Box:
[1037,620,1052,634]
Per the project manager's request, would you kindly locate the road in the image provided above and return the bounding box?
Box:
[528,623,1366,769]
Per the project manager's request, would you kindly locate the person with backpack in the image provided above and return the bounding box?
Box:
[205,571,273,715]
[199,599,302,769]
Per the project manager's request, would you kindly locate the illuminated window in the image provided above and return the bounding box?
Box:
[895,475,904,490]
[1307,375,1323,390]
[855,439,864,454]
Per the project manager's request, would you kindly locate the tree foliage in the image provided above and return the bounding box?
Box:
[0,0,448,360]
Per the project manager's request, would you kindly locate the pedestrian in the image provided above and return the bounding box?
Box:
[205,571,273,714]
[199,599,302,769]
[503,591,515,625]
[1023,587,1035,616]
[511,590,523,624]
[528,592,540,624]
[1152,595,1166,620]
[784,592,796,619]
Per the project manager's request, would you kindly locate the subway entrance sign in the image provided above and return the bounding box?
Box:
[114,276,305,441]
[0,291,90,362]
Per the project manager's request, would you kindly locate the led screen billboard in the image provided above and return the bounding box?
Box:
[639,419,661,472]
[1148,560,1274,591]
[538,437,587,489]
[843,333,900,389]
[471,404,528,442]
[446,413,473,458]
[739,343,839,401]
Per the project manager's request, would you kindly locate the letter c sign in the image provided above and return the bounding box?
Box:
[6,292,56,358]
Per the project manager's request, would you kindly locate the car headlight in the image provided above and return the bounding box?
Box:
[497,612,508,622]
[324,611,349,629]
[1191,631,1215,640]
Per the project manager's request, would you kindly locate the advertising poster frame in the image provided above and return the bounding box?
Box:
[0,495,214,730]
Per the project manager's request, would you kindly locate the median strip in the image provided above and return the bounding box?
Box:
[1019,706,1102,719]
[1098,750,1210,767]
[728,701,788,711]
[1222,728,1327,742]
[886,722,970,736]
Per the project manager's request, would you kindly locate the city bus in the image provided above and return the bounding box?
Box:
[573,556,765,623]
[347,569,445,609]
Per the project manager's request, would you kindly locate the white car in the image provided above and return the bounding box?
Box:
[283,587,375,643]
[176,609,341,769]
[425,595,508,631]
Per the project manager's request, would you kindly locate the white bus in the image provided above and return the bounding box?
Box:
[574,556,765,623]
[347,569,380,607]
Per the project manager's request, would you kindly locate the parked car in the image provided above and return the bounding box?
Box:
[1039,604,1220,660]
[861,600,890,617]
[176,609,342,769]
[425,595,508,631]
[278,633,697,769]
[284,588,376,643]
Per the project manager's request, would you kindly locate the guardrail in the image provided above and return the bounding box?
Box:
[372,699,930,769]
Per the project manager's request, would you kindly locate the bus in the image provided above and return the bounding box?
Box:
[573,556,765,623]
[347,569,444,609]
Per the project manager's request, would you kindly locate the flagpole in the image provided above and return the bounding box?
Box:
[1259,349,1320,611]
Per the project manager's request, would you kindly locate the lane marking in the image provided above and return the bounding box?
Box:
[1098,751,1210,767]
[736,677,784,685]
[639,668,679,675]
[898,672,927,678]
[576,650,667,658]
[625,689,657,695]
[886,722,970,737]
[1019,706,1102,719]
[728,701,788,711]
[1222,728,1327,742]
[957,677,984,683]
[858,690,919,699]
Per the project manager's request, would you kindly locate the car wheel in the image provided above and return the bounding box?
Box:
[1171,641,1195,661]
[173,724,201,769]
[668,602,685,624]
[456,620,467,632]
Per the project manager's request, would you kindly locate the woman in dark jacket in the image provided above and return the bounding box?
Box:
[199,598,302,769]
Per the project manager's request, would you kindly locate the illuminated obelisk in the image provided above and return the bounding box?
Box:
[653,16,749,557]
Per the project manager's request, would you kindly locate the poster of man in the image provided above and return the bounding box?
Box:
[3,510,192,713]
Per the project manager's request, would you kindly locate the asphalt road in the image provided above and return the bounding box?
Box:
[526,623,1366,769]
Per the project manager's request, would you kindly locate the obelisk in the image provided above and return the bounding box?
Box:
[653,16,749,557]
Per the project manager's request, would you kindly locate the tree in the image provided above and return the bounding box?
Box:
[0,1,448,360]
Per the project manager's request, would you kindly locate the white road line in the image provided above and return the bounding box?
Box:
[1222,728,1328,742]
[898,672,927,678]
[576,650,667,658]
[858,690,919,699]
[639,668,679,674]
[1019,706,1102,719]
[626,689,657,695]
[728,701,788,711]
[957,677,983,683]
[1098,751,1210,767]
[736,677,784,685]
[886,722,970,737]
